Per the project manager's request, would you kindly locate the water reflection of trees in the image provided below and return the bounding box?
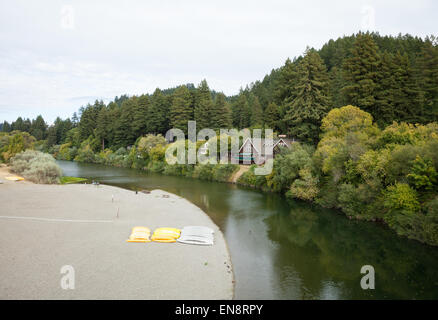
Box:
[264,199,438,299]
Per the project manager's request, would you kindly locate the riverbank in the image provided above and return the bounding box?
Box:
[0,166,234,299]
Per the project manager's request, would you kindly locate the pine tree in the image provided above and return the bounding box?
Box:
[148,88,169,134]
[285,49,330,144]
[274,58,298,105]
[376,51,397,126]
[96,107,110,151]
[265,102,280,131]
[114,100,136,147]
[232,93,251,129]
[416,37,438,121]
[250,96,263,127]
[341,32,381,116]
[1,121,11,132]
[79,100,104,140]
[392,52,423,123]
[170,85,194,134]
[30,115,47,140]
[132,95,150,137]
[194,80,214,129]
[11,117,25,131]
[211,92,232,129]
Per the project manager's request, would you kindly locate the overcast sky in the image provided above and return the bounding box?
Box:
[0,0,437,123]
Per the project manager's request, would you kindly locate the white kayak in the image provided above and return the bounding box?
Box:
[177,226,214,246]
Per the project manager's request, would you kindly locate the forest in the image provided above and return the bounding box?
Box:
[1,32,438,245]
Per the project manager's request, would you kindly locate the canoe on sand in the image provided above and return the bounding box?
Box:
[5,176,24,181]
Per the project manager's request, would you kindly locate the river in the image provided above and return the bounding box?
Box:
[57,160,438,299]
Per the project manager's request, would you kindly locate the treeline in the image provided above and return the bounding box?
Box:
[245,32,438,143]
[2,32,437,151]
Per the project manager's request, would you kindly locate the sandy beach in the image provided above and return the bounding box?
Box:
[0,166,234,299]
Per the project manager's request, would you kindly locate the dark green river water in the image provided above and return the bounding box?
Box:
[57,160,438,299]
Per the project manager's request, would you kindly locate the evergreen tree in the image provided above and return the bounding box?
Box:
[114,100,136,147]
[265,102,280,131]
[148,88,169,134]
[274,58,298,105]
[376,51,397,125]
[79,100,104,140]
[132,95,150,137]
[285,49,330,144]
[1,121,11,132]
[232,92,251,129]
[11,117,25,131]
[341,32,381,116]
[96,107,111,151]
[170,85,193,134]
[194,80,214,129]
[211,92,232,129]
[23,118,32,133]
[416,37,438,121]
[250,96,263,127]
[46,126,57,147]
[30,115,47,140]
[391,52,423,123]
[72,112,79,127]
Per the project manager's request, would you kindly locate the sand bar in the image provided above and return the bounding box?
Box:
[0,166,234,299]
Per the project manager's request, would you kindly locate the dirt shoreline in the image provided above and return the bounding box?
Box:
[0,166,234,299]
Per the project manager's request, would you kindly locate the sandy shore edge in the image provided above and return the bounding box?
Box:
[0,165,234,299]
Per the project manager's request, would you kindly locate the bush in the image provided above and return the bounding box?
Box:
[288,168,319,201]
[212,164,239,182]
[266,144,312,192]
[384,183,421,213]
[74,144,96,163]
[192,164,214,181]
[0,131,36,162]
[11,150,62,184]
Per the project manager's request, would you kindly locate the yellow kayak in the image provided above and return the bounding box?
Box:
[126,226,151,243]
[151,227,181,243]
[5,176,25,181]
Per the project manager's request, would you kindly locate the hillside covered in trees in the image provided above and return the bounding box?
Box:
[2,32,437,148]
[2,32,438,246]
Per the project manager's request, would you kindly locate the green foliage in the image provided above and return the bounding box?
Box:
[192,164,214,181]
[264,102,280,131]
[288,167,319,201]
[266,144,312,192]
[407,156,437,190]
[384,183,420,213]
[11,150,62,184]
[137,134,166,160]
[212,164,239,182]
[211,93,232,129]
[237,165,268,189]
[194,80,214,129]
[170,85,193,134]
[284,49,330,143]
[0,131,36,162]
[341,33,381,117]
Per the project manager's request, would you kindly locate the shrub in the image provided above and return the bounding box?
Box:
[74,144,96,163]
[0,131,36,162]
[212,164,239,182]
[288,168,319,201]
[266,144,311,192]
[192,164,214,181]
[384,183,421,213]
[10,150,62,184]
[407,155,437,191]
